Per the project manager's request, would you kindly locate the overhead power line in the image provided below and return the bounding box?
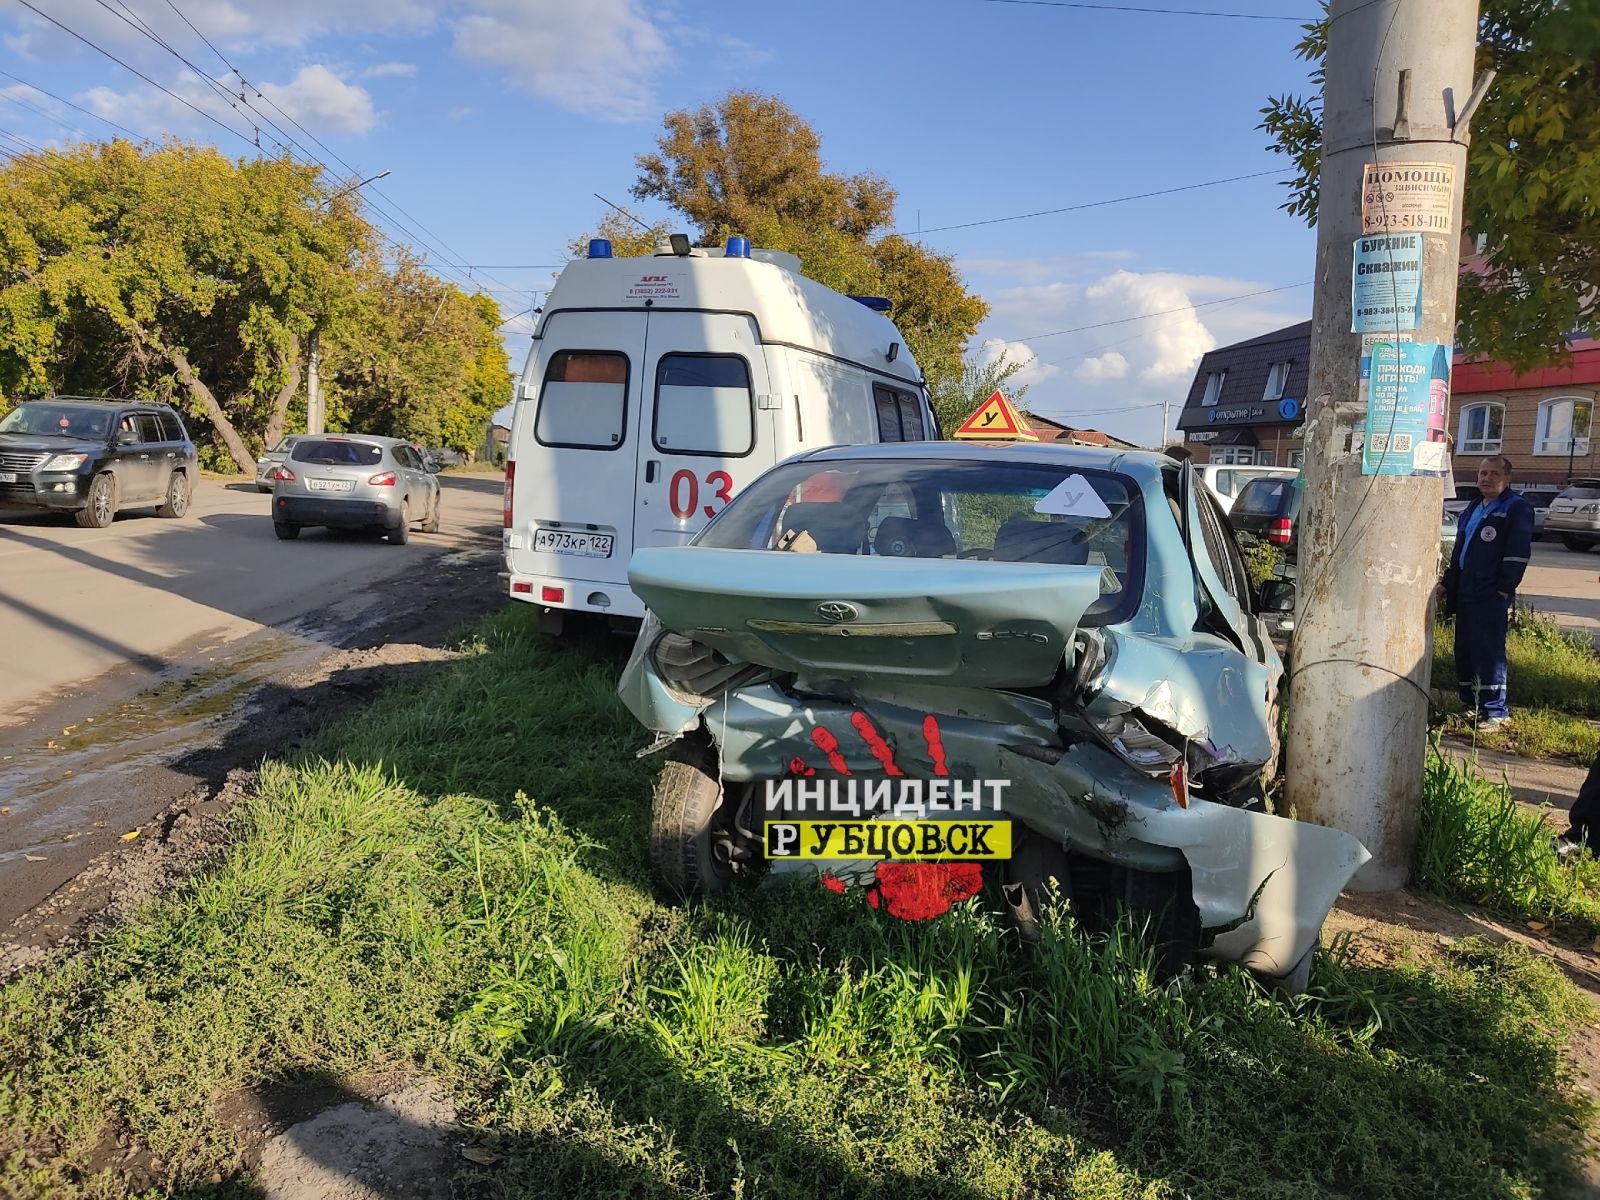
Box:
[912,170,1283,235]
[980,0,1311,19]
[29,0,535,309]
[8,0,257,146]
[0,69,155,143]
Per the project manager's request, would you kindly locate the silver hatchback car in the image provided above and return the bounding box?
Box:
[270,435,441,544]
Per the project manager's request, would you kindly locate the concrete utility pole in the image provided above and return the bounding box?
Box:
[1286,0,1485,889]
[305,329,323,435]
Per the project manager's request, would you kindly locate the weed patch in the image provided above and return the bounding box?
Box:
[0,612,1594,1199]
[1417,744,1600,937]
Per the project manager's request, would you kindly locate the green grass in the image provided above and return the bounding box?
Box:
[1432,607,1600,762]
[1,613,1596,1199]
[1418,743,1600,938]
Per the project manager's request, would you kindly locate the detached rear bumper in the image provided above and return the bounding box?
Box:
[274,494,399,529]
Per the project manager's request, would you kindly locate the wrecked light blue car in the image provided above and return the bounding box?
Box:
[618,441,1370,990]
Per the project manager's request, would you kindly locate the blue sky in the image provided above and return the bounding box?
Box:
[0,0,1323,444]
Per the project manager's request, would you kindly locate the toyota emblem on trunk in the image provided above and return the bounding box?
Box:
[816,601,858,623]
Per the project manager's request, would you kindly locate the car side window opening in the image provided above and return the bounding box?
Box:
[157,412,184,442]
[135,413,164,444]
[654,354,754,457]
[535,350,629,450]
[118,414,141,442]
[1195,486,1252,608]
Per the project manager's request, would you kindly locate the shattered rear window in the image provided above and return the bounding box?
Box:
[695,456,1146,626]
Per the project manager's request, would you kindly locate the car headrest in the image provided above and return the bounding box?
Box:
[873,516,958,559]
[778,501,867,554]
[992,515,1090,565]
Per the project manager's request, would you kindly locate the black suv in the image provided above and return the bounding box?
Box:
[0,397,198,527]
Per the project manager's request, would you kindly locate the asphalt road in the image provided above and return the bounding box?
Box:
[1520,537,1600,642]
[0,472,505,724]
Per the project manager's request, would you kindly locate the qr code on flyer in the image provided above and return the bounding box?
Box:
[1369,434,1389,453]
[1392,434,1414,453]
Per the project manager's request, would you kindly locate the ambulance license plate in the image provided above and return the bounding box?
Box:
[535,529,613,558]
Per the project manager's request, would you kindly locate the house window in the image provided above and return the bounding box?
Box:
[1288,450,1304,469]
[1456,402,1503,455]
[1263,360,1292,401]
[1201,370,1226,407]
[1213,447,1257,465]
[1534,396,1593,456]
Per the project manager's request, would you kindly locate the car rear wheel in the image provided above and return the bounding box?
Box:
[649,733,753,901]
[156,471,190,518]
[387,501,411,545]
[274,521,300,540]
[74,473,116,529]
[1561,535,1593,552]
[422,492,441,534]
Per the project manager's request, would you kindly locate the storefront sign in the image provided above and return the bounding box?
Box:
[1207,407,1265,423]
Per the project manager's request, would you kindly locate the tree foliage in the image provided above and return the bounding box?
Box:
[625,90,988,397]
[324,256,511,454]
[0,140,510,469]
[927,346,1033,436]
[1260,2,1600,367]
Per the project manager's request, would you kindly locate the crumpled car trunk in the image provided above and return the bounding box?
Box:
[629,545,1114,688]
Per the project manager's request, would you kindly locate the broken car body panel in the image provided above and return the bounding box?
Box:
[618,441,1369,974]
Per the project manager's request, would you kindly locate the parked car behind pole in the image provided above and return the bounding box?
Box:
[270,434,442,544]
[1544,479,1600,552]
[0,396,197,528]
[618,440,1370,993]
[255,435,305,492]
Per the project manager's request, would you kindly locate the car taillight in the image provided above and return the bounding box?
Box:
[503,461,515,529]
[1268,518,1293,547]
[368,471,396,486]
[541,585,564,603]
[274,466,296,482]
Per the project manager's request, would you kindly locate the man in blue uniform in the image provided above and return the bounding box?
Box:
[1441,456,1535,729]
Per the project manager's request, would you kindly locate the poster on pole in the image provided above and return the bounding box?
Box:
[1351,233,1423,332]
[1360,162,1456,235]
[1362,341,1450,476]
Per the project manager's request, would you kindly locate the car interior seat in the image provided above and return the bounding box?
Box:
[873,516,958,559]
[992,515,1091,565]
[777,501,869,554]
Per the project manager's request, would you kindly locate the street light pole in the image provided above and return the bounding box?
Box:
[307,169,389,435]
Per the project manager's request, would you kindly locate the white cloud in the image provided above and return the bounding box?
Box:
[447,105,473,121]
[1081,270,1217,381]
[974,264,1309,446]
[362,61,418,79]
[258,66,376,135]
[1075,352,1130,383]
[79,63,376,142]
[453,0,671,122]
[976,337,1060,389]
[1,0,434,61]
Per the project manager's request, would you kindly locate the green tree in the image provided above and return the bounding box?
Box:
[323,254,510,454]
[928,345,1033,435]
[566,210,670,260]
[0,140,372,470]
[1260,2,1600,367]
[629,91,988,396]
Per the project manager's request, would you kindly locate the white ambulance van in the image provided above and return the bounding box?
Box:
[501,234,937,630]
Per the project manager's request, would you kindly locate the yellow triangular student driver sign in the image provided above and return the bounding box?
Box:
[952,391,1037,441]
